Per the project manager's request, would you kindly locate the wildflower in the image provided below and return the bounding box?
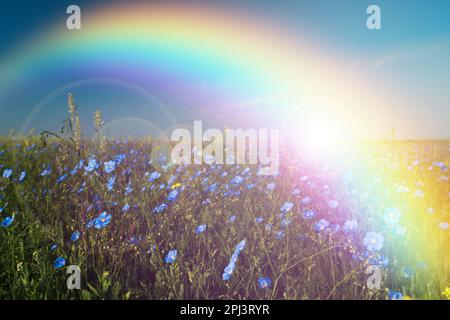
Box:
[94,212,111,229]
[303,209,315,219]
[363,231,384,251]
[439,222,449,230]
[19,171,26,182]
[275,230,285,240]
[383,208,402,226]
[148,171,161,182]
[328,200,339,209]
[228,215,236,223]
[71,231,80,242]
[222,240,246,280]
[56,174,68,184]
[86,219,95,228]
[208,183,218,193]
[2,168,12,179]
[281,218,291,228]
[222,262,235,281]
[292,188,300,196]
[235,240,246,253]
[50,244,58,251]
[85,158,98,173]
[167,188,179,202]
[104,161,116,173]
[442,287,450,300]
[255,217,263,224]
[122,204,130,213]
[41,166,51,176]
[107,176,115,191]
[171,182,181,189]
[54,257,66,269]
[387,290,403,300]
[153,203,167,214]
[301,197,311,205]
[124,185,133,195]
[164,250,177,264]
[1,216,14,227]
[195,224,207,234]
[266,182,276,191]
[343,220,358,233]
[280,202,294,213]
[258,276,272,289]
[230,175,244,186]
[314,219,330,232]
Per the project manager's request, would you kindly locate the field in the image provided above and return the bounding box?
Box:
[0,120,449,299]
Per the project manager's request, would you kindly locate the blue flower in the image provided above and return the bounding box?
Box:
[363,231,384,251]
[104,160,116,173]
[255,217,263,224]
[266,182,276,191]
[303,209,315,219]
[343,220,358,233]
[2,168,12,179]
[222,262,235,281]
[223,240,246,281]
[50,244,58,251]
[85,158,98,173]
[167,189,179,202]
[388,290,403,300]
[301,197,311,205]
[314,219,330,232]
[94,212,111,229]
[1,216,14,227]
[41,166,51,176]
[258,276,272,288]
[383,207,402,226]
[148,171,161,182]
[230,175,244,186]
[328,200,339,208]
[153,203,167,214]
[228,215,236,223]
[275,230,285,240]
[124,185,133,195]
[54,257,66,269]
[19,171,26,182]
[56,174,68,184]
[292,188,301,196]
[122,204,130,212]
[86,219,94,228]
[235,240,246,253]
[164,250,177,263]
[195,224,207,234]
[280,202,294,213]
[107,176,116,191]
[71,231,80,242]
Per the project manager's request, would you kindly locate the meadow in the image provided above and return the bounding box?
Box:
[0,98,449,300]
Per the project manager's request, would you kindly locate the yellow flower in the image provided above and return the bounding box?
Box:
[442,287,450,299]
[171,183,181,189]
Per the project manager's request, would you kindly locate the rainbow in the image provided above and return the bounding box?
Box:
[0,2,396,139]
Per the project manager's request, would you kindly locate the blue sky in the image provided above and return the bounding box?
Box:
[0,0,449,139]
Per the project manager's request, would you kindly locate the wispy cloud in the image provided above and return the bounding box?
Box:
[373,45,442,68]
